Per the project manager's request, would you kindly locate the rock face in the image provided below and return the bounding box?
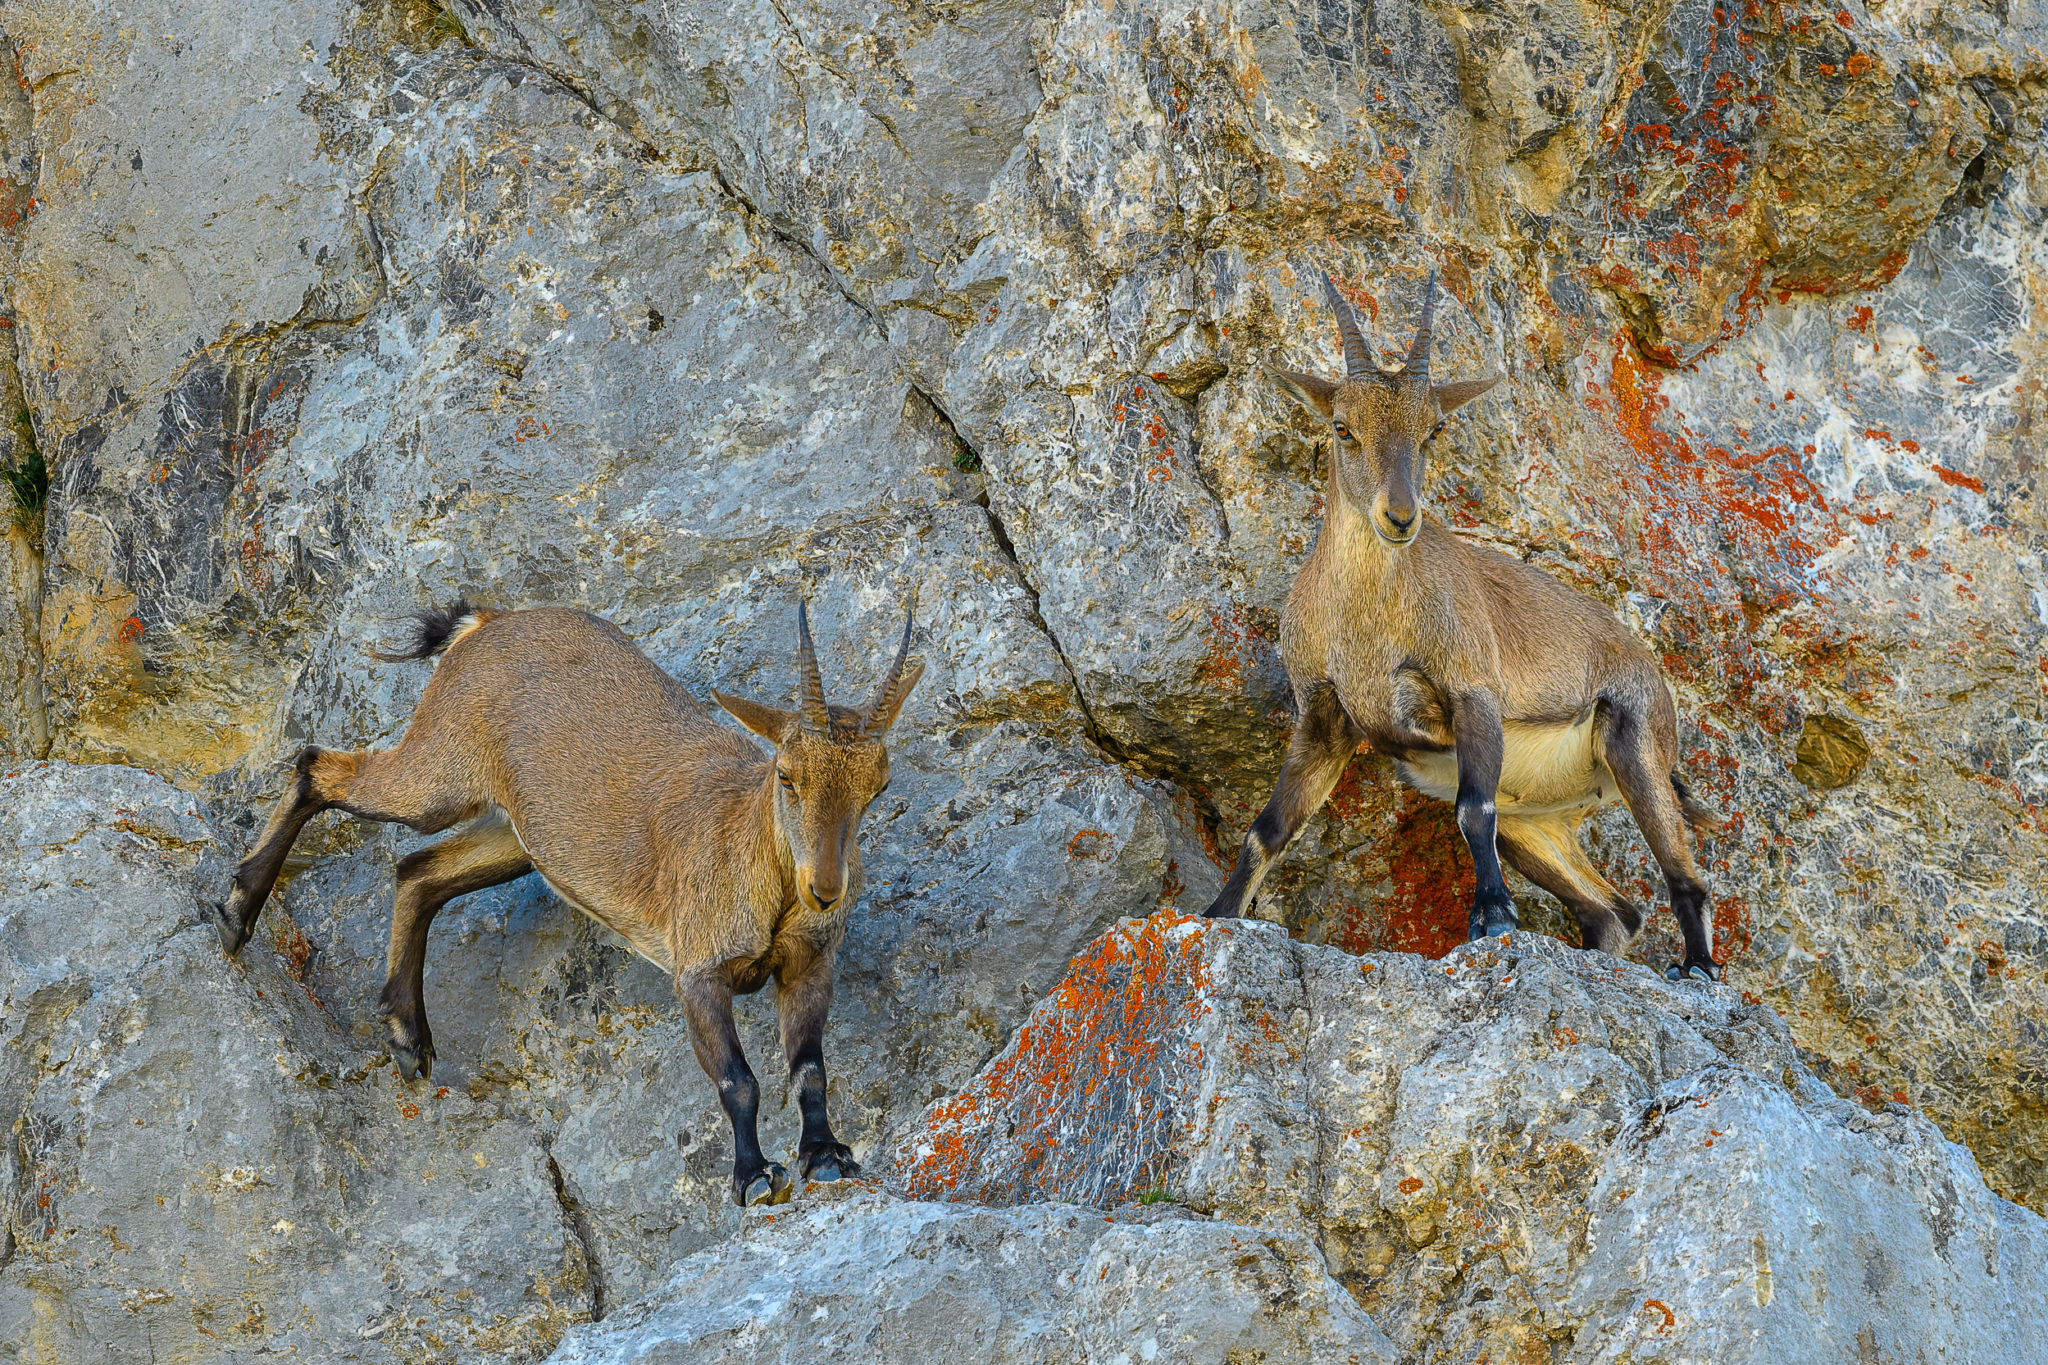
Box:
[0,0,2044,1358]
[884,915,2048,1363]
[548,1186,1396,1365]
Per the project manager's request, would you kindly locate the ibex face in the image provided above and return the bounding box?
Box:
[713,603,923,913]
[1269,270,1501,546]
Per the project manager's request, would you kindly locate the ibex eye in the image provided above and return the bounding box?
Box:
[1334,423,1351,441]
[777,771,795,791]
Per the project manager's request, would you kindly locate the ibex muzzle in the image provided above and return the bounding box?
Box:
[217,598,922,1207]
[1206,267,1723,985]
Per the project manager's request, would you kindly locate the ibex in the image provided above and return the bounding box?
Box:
[1204,270,1721,984]
[217,599,922,1205]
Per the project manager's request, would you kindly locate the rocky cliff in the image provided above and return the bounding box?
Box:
[0,0,2044,1360]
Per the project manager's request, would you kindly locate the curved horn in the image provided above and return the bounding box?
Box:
[1405,268,1438,380]
[796,600,831,734]
[1320,271,1376,378]
[862,598,920,738]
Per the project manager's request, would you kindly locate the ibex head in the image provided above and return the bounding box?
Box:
[1268,270,1500,547]
[713,602,923,913]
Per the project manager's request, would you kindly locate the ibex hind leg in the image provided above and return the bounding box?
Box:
[1496,812,1643,956]
[1597,695,1718,983]
[1204,685,1362,919]
[381,815,532,1082]
[219,746,355,955]
[221,743,485,958]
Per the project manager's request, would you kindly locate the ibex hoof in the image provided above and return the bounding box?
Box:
[213,898,250,957]
[737,1163,793,1208]
[1665,961,1720,984]
[1468,893,1519,942]
[801,1142,861,1184]
[385,1019,436,1082]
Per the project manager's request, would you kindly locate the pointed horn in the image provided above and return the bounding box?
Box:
[1406,268,1438,380]
[1320,270,1375,378]
[796,600,831,734]
[863,598,919,738]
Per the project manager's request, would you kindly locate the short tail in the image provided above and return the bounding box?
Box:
[1670,774,1722,837]
[371,599,493,662]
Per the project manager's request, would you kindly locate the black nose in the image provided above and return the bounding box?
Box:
[1386,509,1415,532]
[809,883,838,909]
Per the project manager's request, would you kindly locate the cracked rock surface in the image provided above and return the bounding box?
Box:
[0,0,2044,1360]
[882,915,2048,1363]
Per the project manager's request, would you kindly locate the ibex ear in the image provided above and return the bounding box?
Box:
[863,661,924,737]
[1265,366,1337,418]
[712,691,796,742]
[1432,376,1501,416]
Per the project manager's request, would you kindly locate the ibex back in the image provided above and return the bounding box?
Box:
[218,600,922,1205]
[1204,269,1722,984]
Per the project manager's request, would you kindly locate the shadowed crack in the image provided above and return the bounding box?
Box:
[545,1145,608,1323]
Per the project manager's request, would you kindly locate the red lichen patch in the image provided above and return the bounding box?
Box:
[1932,465,1985,493]
[1324,790,1474,960]
[270,914,322,1008]
[890,913,1222,1207]
[1067,828,1114,862]
[1579,331,1836,733]
[1192,603,1278,695]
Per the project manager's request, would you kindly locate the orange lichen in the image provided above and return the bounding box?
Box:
[893,913,1221,1207]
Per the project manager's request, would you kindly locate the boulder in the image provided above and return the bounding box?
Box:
[547,1185,1395,1365]
[885,914,2048,1363]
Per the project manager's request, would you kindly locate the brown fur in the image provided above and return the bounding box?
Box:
[218,602,922,1204]
[1204,271,1720,981]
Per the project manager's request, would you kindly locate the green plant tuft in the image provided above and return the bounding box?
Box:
[428,2,473,47]
[5,407,48,537]
[1138,1184,1174,1206]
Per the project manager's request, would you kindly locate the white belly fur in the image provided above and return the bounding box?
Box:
[1395,715,1619,817]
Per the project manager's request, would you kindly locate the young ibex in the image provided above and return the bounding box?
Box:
[218,600,922,1205]
[1204,270,1721,983]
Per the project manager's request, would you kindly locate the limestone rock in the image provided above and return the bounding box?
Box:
[0,5,2042,1359]
[547,1185,1395,1365]
[886,915,2048,1363]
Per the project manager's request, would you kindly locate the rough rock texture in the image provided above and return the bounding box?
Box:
[886,915,2048,1363]
[548,1184,1396,1364]
[0,0,2043,1358]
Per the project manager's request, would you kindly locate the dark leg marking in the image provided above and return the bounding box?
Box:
[218,747,333,957]
[681,972,789,1207]
[1601,701,1719,983]
[1453,693,1518,940]
[777,966,857,1184]
[1204,684,1362,919]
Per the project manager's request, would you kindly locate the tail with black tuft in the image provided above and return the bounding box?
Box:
[372,599,493,662]
[1670,774,1722,837]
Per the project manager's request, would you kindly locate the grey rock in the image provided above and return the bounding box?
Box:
[887,918,2048,1362]
[547,1185,1395,1365]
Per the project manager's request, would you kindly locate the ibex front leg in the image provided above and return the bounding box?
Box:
[776,962,858,1184]
[679,971,791,1207]
[1453,693,1519,940]
[1204,685,1362,919]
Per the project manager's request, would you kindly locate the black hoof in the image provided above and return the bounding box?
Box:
[801,1141,861,1184]
[735,1162,793,1208]
[1665,961,1720,984]
[385,1018,436,1081]
[213,897,251,957]
[1468,894,1519,942]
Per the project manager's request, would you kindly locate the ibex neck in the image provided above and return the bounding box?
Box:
[1322,481,1407,593]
